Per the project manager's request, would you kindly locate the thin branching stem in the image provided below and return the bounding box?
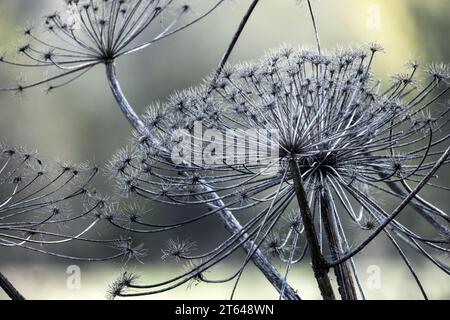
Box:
[208,0,260,93]
[0,271,25,300]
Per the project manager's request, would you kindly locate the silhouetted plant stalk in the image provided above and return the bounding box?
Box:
[319,187,356,300]
[303,1,355,299]
[290,161,335,300]
[0,271,25,300]
[306,0,321,55]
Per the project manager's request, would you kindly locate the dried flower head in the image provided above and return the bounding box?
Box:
[0,144,140,261]
[109,45,450,298]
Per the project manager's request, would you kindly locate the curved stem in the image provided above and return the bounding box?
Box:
[0,271,25,300]
[104,62,300,300]
[384,179,450,236]
[210,189,301,300]
[106,63,149,136]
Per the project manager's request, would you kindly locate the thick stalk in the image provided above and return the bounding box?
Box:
[320,191,357,300]
[306,0,321,55]
[289,160,335,300]
[0,271,25,300]
[105,62,300,300]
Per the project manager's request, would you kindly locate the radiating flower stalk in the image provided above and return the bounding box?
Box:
[0,269,25,300]
[0,144,145,298]
[106,44,450,299]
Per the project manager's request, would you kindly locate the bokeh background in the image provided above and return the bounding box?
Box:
[0,0,449,300]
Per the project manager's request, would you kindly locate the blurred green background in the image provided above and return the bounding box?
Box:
[0,0,449,300]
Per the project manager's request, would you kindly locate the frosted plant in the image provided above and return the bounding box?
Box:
[107,45,450,299]
[0,144,143,299]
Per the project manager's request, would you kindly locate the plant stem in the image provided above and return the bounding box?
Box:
[306,0,321,55]
[0,271,25,300]
[208,0,260,93]
[320,190,357,300]
[289,160,335,300]
[105,62,300,300]
[105,63,149,137]
[206,185,300,300]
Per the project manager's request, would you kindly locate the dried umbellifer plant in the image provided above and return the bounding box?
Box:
[0,0,449,300]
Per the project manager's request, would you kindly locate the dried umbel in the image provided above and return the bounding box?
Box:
[0,0,225,94]
[0,144,142,262]
[108,45,450,299]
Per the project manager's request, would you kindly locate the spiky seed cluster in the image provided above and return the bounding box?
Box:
[108,45,450,297]
[0,0,225,93]
[0,143,139,261]
[107,271,139,300]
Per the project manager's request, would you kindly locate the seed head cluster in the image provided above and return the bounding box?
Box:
[107,45,450,296]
